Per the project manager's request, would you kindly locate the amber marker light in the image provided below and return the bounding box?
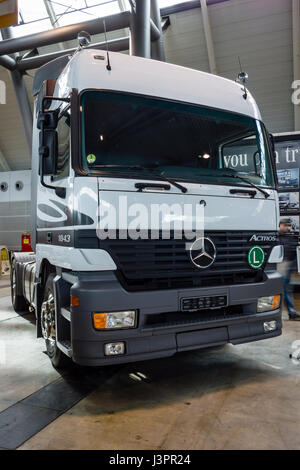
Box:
[93,313,107,329]
[71,296,79,307]
[272,295,281,310]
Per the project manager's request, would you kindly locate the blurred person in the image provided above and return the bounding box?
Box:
[279,218,300,321]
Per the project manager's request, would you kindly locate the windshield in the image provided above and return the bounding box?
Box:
[80,91,275,188]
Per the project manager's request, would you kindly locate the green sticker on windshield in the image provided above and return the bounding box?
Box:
[87,153,96,164]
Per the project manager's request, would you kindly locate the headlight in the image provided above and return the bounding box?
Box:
[93,310,137,330]
[257,295,281,313]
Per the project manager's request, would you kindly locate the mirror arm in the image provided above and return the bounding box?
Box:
[268,132,279,190]
[42,95,70,113]
[39,95,71,198]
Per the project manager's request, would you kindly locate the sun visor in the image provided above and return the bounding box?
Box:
[32,54,71,97]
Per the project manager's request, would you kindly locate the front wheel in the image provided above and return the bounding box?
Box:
[41,273,71,369]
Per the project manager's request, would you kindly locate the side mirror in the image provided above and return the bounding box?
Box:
[37,94,70,198]
[39,129,58,175]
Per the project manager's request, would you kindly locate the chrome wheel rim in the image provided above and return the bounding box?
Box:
[11,268,16,303]
[41,292,56,346]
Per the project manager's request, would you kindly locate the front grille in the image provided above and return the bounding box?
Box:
[100,231,277,292]
[143,305,245,330]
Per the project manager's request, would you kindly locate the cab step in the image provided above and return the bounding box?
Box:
[57,339,72,357]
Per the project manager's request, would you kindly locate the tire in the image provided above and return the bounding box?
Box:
[10,259,28,313]
[41,273,71,369]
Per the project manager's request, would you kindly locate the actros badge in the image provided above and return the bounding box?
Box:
[190,237,217,269]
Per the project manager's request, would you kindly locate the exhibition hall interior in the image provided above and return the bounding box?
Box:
[0,0,300,452]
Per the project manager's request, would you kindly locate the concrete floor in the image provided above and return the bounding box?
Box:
[0,273,300,450]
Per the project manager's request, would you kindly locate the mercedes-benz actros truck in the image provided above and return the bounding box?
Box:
[10,44,284,369]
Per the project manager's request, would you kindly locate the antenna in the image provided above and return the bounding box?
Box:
[237,56,248,100]
[103,19,111,71]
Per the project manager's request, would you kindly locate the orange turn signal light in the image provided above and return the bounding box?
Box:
[71,296,79,307]
[93,313,107,329]
[272,295,281,310]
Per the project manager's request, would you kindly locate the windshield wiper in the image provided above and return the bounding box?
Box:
[197,169,270,198]
[220,172,270,198]
[91,164,187,193]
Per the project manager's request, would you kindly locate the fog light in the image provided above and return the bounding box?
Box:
[93,310,136,330]
[257,295,281,313]
[104,342,125,356]
[263,320,277,332]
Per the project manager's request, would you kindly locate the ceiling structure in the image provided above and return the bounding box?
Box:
[14,0,193,37]
[0,0,297,171]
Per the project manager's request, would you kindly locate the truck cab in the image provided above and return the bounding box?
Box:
[10,48,283,368]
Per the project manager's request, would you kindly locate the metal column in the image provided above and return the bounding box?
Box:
[0,54,16,70]
[150,0,166,61]
[1,28,33,153]
[43,0,65,51]
[0,150,11,171]
[130,0,151,58]
[200,0,217,75]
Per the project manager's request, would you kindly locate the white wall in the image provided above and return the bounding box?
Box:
[0,170,31,250]
[164,0,294,133]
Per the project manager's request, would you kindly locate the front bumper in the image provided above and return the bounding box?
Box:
[62,269,283,366]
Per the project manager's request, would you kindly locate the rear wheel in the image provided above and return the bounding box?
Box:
[41,273,71,369]
[11,260,28,313]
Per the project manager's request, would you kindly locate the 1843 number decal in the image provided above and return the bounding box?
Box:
[57,233,72,244]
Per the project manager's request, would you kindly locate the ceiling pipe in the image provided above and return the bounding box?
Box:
[150,18,160,40]
[150,0,166,61]
[43,0,65,51]
[0,53,16,70]
[130,0,151,58]
[1,28,33,154]
[0,11,131,56]
[0,150,11,171]
[17,36,130,72]
[0,10,160,57]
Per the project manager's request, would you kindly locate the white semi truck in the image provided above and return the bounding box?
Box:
[10,43,284,368]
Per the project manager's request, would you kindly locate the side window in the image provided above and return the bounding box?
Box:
[53,112,70,180]
[220,135,260,174]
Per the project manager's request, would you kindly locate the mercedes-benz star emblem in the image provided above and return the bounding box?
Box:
[190,237,216,269]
